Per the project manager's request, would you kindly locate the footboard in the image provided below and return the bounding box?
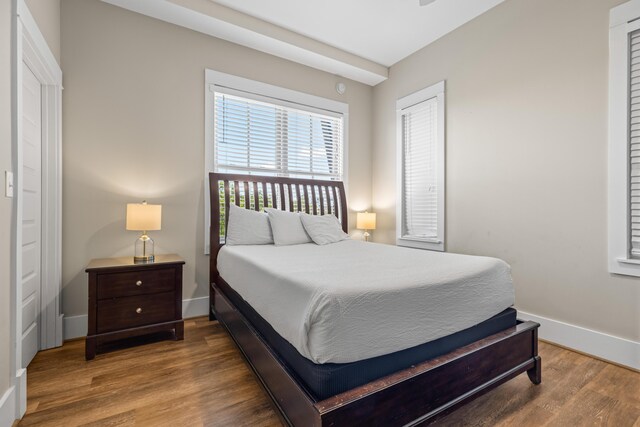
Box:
[316,320,540,426]
[212,281,541,427]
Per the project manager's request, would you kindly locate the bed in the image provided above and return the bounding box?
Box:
[209,172,541,426]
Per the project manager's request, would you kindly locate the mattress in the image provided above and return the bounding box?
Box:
[218,277,518,400]
[218,239,515,364]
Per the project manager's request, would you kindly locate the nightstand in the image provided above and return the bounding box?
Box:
[85,254,185,360]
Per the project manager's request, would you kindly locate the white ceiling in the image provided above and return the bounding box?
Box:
[103,0,504,85]
[209,0,505,67]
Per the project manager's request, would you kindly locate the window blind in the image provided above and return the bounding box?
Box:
[631,30,640,257]
[400,97,439,240]
[214,92,344,181]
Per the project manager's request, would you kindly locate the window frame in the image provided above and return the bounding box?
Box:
[609,1,640,276]
[396,81,446,251]
[204,69,349,253]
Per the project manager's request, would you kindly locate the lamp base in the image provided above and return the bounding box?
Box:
[134,233,155,264]
[133,255,155,264]
[363,231,370,242]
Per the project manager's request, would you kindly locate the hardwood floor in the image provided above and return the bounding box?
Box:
[18,317,640,426]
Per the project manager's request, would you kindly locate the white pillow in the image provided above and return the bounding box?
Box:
[265,208,312,246]
[300,213,349,245]
[225,203,273,246]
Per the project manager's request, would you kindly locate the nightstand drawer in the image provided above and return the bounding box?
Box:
[97,292,175,334]
[97,268,174,300]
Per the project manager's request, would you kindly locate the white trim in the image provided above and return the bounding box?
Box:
[616,256,640,265]
[11,12,25,419]
[206,70,348,114]
[101,0,387,86]
[40,82,63,350]
[611,0,640,27]
[11,1,63,420]
[63,315,87,341]
[63,296,210,340]
[608,0,640,276]
[396,81,446,252]
[396,81,445,111]
[518,310,640,371]
[14,369,25,420]
[15,1,61,83]
[0,386,16,427]
[182,296,209,319]
[15,0,63,350]
[204,69,349,254]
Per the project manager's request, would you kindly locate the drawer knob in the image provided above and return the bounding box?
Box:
[136,307,143,314]
[136,280,142,287]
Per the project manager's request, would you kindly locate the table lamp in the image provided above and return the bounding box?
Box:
[126,201,162,263]
[356,211,376,242]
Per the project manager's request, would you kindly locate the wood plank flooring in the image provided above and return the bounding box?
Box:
[17,317,640,426]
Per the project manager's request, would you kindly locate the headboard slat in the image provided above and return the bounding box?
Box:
[313,185,322,215]
[278,183,285,210]
[261,182,267,208]
[252,181,259,210]
[223,180,231,231]
[234,181,240,206]
[338,187,347,226]
[287,184,294,212]
[333,187,340,218]
[319,186,325,215]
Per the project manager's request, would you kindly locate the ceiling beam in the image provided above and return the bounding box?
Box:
[102,0,389,86]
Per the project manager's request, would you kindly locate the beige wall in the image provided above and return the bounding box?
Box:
[0,0,13,398]
[60,0,373,318]
[25,0,60,65]
[372,0,640,341]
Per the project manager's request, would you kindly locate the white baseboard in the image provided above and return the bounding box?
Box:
[15,369,26,419]
[518,310,640,371]
[63,314,87,340]
[0,385,15,427]
[63,296,210,340]
[182,296,209,319]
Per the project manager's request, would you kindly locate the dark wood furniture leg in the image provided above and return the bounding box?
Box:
[526,327,541,384]
[175,321,184,340]
[85,337,96,360]
[527,356,542,385]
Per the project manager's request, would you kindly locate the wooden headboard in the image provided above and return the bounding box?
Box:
[208,172,348,280]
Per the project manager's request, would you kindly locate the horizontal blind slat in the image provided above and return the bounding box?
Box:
[214,92,343,181]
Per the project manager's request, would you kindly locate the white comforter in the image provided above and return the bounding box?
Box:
[218,240,514,364]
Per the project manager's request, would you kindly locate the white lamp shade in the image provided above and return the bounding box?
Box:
[356,212,376,230]
[126,203,162,231]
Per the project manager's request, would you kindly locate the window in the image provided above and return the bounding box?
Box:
[609,1,640,276]
[214,93,344,180]
[396,81,445,251]
[204,70,348,253]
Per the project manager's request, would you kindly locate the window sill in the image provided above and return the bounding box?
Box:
[616,257,640,265]
[610,257,640,277]
[397,237,444,252]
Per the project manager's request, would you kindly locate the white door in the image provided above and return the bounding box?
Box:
[21,63,42,368]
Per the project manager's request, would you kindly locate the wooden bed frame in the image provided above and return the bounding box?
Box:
[209,172,541,426]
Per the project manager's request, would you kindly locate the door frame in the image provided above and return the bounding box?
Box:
[11,0,62,418]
